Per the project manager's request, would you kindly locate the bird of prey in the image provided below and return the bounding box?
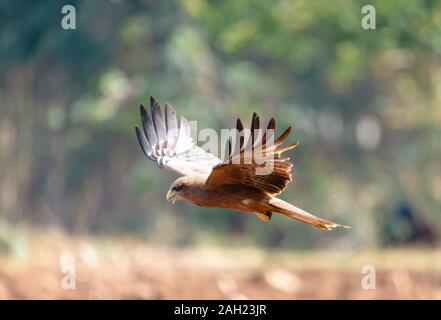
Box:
[135,97,347,230]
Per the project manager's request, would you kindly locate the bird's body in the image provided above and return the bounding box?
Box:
[167,175,342,229]
[136,97,347,230]
[168,175,269,212]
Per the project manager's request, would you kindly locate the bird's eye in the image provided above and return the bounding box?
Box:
[172,183,185,192]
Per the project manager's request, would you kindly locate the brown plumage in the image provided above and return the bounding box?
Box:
[136,97,348,230]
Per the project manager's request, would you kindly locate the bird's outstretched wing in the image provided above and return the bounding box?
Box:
[205,113,298,195]
[135,97,222,176]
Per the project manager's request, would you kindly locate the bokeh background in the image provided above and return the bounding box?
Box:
[0,0,440,299]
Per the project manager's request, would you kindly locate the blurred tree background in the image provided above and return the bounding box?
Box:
[1,0,440,249]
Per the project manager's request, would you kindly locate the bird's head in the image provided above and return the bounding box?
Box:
[166,177,191,204]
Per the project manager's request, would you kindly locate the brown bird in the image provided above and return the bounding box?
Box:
[135,97,347,230]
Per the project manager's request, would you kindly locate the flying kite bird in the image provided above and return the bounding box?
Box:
[135,97,347,230]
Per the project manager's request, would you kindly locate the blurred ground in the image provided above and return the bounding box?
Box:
[0,228,440,300]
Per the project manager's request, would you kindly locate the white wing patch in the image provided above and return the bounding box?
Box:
[135,97,222,176]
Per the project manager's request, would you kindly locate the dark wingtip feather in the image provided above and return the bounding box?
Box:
[251,113,260,130]
[135,126,142,142]
[150,96,166,141]
[139,102,158,146]
[275,126,292,144]
[140,104,149,127]
[140,104,147,116]
[236,118,243,132]
[267,118,275,130]
[135,126,149,158]
[150,96,161,113]
[236,118,245,150]
[262,118,276,148]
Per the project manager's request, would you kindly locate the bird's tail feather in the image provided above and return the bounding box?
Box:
[268,197,348,230]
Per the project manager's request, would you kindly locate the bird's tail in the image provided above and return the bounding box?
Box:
[267,197,349,230]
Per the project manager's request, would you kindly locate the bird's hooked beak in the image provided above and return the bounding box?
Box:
[166,190,180,204]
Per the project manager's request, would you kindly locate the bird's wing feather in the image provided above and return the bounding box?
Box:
[205,113,298,195]
[135,97,222,176]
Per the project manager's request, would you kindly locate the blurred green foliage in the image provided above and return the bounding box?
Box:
[0,0,440,249]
